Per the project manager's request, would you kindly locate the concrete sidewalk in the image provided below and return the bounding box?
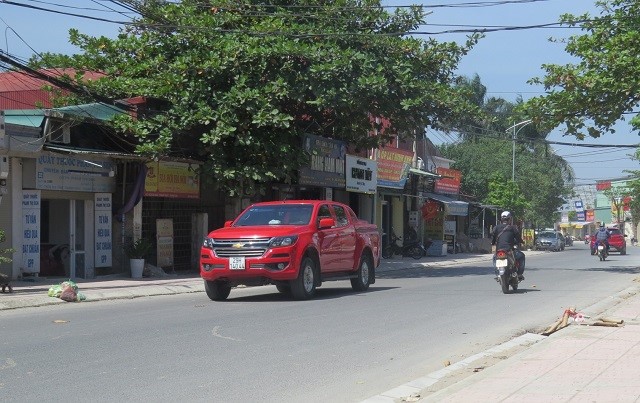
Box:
[366,284,640,403]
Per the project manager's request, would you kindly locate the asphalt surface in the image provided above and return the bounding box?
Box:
[2,249,640,402]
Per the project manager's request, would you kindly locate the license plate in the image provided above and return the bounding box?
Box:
[229,257,245,270]
[598,245,604,250]
[495,259,508,268]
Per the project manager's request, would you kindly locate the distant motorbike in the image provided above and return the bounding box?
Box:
[494,247,521,294]
[584,235,591,245]
[596,241,608,261]
[382,229,426,259]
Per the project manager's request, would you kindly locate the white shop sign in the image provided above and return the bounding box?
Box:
[346,155,377,194]
[94,193,113,267]
[36,155,115,192]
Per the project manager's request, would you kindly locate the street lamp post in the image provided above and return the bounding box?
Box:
[505,119,533,181]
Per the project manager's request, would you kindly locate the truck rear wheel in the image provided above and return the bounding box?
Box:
[351,255,372,291]
[204,280,231,301]
[290,256,317,300]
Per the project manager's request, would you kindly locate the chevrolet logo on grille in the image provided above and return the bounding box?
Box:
[232,243,245,249]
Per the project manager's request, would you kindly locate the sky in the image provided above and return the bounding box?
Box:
[1,0,638,192]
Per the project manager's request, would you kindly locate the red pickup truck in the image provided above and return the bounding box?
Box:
[200,200,381,300]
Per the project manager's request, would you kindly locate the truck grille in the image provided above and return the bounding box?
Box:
[208,237,271,258]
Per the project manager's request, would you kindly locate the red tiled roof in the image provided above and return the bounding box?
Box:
[0,69,105,110]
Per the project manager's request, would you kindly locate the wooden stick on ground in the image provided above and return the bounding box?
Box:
[598,317,624,324]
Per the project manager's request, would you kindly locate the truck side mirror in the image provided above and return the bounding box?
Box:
[318,217,335,229]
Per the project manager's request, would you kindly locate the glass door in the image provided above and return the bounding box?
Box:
[69,200,86,278]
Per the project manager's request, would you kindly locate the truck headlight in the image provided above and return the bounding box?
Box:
[269,236,298,248]
[203,238,214,249]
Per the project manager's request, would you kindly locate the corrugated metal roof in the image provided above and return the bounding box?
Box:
[3,109,45,127]
[0,69,104,92]
[0,69,105,110]
[46,102,127,122]
[0,90,53,110]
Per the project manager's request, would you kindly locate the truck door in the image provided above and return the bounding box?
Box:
[331,204,356,270]
[316,204,340,272]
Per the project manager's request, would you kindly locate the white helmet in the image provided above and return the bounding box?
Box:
[500,211,511,220]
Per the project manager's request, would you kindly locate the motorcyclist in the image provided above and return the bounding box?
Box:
[593,223,610,255]
[491,211,525,281]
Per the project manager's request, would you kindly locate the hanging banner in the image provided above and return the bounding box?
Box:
[21,190,41,273]
[376,146,412,189]
[94,193,113,267]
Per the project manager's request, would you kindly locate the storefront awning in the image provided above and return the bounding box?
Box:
[425,192,469,216]
[43,144,148,161]
[409,168,441,178]
[3,109,45,127]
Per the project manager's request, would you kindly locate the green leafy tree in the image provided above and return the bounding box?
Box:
[602,186,630,225]
[30,0,481,195]
[484,174,529,221]
[525,0,640,139]
[439,136,570,226]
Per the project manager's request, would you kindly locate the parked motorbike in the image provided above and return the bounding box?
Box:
[596,241,608,261]
[494,247,521,294]
[382,229,425,259]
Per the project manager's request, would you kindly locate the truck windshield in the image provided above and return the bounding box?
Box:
[235,205,314,226]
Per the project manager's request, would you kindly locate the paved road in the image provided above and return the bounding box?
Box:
[1,244,638,402]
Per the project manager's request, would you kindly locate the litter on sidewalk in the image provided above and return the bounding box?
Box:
[48,280,87,302]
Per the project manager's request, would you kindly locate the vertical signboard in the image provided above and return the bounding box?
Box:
[94,193,113,267]
[156,218,174,269]
[21,190,41,273]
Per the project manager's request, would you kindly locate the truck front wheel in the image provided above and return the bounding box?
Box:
[204,280,231,301]
[351,255,372,291]
[290,256,317,300]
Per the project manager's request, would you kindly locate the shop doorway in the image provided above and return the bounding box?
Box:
[40,199,86,278]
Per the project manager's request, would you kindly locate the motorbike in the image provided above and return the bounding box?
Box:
[382,229,426,260]
[596,241,608,261]
[584,235,590,245]
[494,247,521,294]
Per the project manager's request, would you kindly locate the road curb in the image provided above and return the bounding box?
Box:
[361,333,547,402]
